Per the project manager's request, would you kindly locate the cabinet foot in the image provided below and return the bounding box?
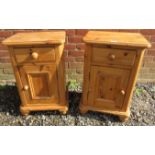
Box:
[59,107,68,115]
[61,111,67,115]
[20,106,30,116]
[79,106,88,114]
[80,110,88,114]
[119,115,129,122]
[119,110,130,122]
[20,109,30,116]
[60,110,67,115]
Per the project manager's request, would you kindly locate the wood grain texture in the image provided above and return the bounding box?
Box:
[92,46,136,66]
[3,32,68,115]
[83,31,151,48]
[13,47,56,64]
[80,31,151,122]
[88,66,130,110]
[122,49,146,111]
[19,64,59,104]
[55,44,68,106]
[2,31,66,46]
[8,47,28,106]
[81,44,92,106]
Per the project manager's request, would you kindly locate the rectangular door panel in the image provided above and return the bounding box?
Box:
[19,64,59,105]
[28,72,51,99]
[88,66,130,110]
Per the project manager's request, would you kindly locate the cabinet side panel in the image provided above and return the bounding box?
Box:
[81,44,92,105]
[55,44,67,105]
[122,49,145,111]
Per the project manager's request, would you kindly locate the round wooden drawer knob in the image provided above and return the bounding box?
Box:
[23,85,29,91]
[109,54,116,60]
[31,52,39,59]
[121,90,126,95]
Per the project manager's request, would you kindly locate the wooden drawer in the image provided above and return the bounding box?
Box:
[14,47,56,64]
[92,47,136,66]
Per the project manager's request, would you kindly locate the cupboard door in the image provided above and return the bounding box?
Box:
[88,66,130,110]
[19,64,59,105]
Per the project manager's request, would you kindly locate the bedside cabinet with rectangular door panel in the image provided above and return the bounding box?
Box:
[80,31,151,121]
[3,31,68,115]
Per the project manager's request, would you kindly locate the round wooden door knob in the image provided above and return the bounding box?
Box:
[109,54,116,60]
[121,90,126,95]
[31,52,39,59]
[23,85,29,91]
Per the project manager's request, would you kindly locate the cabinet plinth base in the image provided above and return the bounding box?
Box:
[80,104,130,122]
[20,104,68,116]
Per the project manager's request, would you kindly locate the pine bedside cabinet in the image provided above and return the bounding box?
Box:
[80,31,151,121]
[3,31,68,115]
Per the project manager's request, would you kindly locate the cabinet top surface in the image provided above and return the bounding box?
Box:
[2,31,66,46]
[83,31,151,48]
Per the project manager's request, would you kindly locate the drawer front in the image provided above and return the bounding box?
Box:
[14,47,56,64]
[92,47,136,66]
